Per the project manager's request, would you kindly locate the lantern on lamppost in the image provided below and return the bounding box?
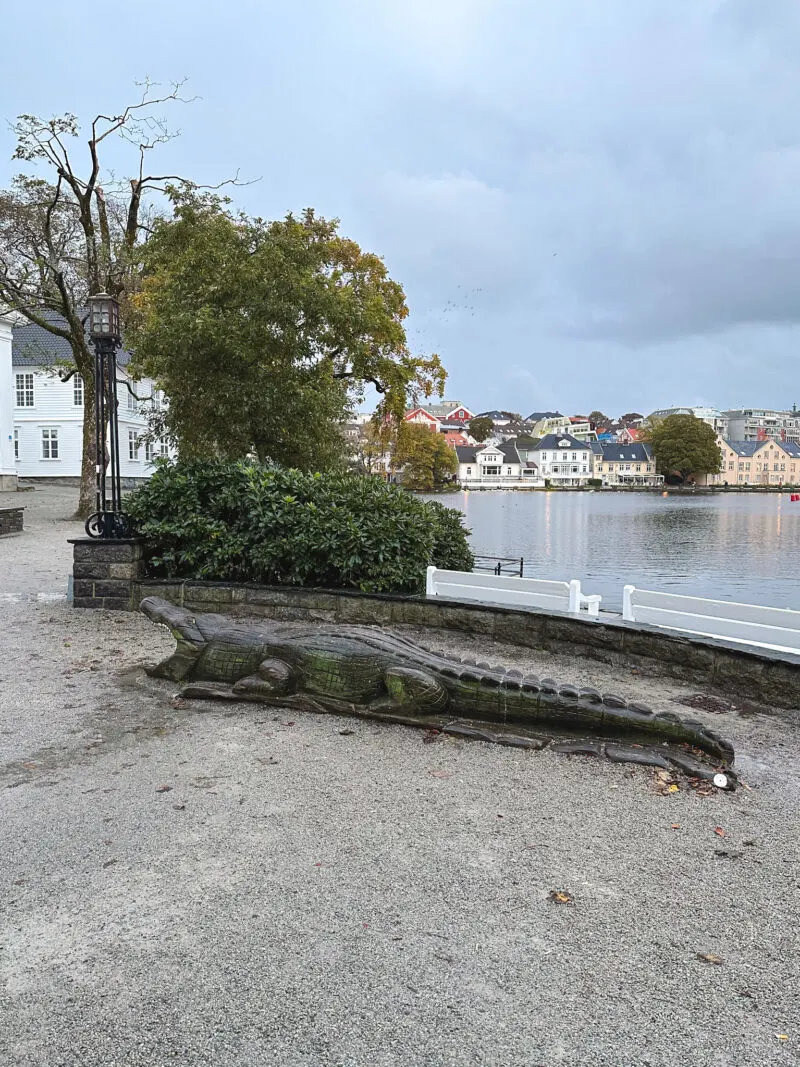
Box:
[85,293,133,539]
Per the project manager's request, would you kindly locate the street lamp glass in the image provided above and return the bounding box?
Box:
[88,294,121,342]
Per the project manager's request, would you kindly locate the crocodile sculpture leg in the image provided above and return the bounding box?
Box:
[369,666,449,716]
[232,659,297,700]
[180,658,296,702]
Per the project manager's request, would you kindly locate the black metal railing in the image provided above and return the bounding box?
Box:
[473,554,524,577]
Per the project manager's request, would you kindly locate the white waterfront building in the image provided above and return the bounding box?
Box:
[1,313,167,489]
[455,440,544,488]
[530,433,593,486]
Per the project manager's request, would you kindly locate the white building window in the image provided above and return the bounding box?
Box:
[41,428,59,459]
[145,440,154,463]
[73,375,84,406]
[128,430,140,461]
[15,373,34,407]
[159,438,169,458]
[127,388,137,412]
[14,429,19,461]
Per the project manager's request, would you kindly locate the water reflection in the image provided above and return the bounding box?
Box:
[421,491,800,610]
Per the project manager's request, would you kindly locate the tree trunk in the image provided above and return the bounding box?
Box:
[77,384,98,519]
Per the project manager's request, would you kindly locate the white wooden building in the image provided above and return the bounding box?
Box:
[530,433,593,486]
[455,439,544,488]
[1,313,167,488]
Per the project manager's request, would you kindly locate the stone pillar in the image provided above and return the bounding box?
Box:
[69,538,145,610]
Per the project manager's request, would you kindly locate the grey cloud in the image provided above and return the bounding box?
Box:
[4,0,800,411]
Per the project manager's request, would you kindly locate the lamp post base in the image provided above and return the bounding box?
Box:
[85,510,135,539]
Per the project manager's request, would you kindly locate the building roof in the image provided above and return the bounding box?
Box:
[721,440,762,457]
[474,410,507,421]
[723,408,799,419]
[589,440,604,454]
[526,411,562,423]
[455,440,521,465]
[12,313,132,367]
[599,443,654,463]
[650,406,726,421]
[722,438,800,458]
[455,446,478,463]
[423,400,470,418]
[533,433,590,451]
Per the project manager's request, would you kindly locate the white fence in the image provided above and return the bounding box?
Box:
[622,585,800,654]
[426,567,602,616]
[424,568,800,654]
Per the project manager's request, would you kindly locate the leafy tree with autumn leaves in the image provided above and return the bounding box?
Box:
[128,191,446,468]
[392,423,457,491]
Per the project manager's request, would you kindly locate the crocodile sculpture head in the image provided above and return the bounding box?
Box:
[141,596,735,779]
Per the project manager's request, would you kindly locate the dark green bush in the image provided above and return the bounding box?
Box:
[587,478,602,487]
[126,458,474,594]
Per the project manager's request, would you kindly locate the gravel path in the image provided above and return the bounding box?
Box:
[1,487,799,1066]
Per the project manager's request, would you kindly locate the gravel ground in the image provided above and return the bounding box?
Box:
[1,486,799,1067]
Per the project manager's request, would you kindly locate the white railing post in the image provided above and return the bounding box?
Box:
[568,579,581,613]
[583,594,602,617]
[426,566,437,597]
[622,584,635,622]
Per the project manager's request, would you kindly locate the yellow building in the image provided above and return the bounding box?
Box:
[702,437,800,486]
[593,442,662,486]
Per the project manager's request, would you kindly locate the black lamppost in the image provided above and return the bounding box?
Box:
[85,293,133,539]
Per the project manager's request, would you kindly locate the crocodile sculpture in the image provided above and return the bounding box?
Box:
[141,597,735,776]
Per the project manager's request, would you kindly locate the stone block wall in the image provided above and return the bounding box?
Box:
[65,548,800,715]
[0,506,24,536]
[69,538,145,610]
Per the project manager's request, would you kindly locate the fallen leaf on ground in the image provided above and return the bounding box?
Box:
[671,824,681,830]
[689,778,717,796]
[548,890,573,905]
[102,859,117,869]
[714,826,726,837]
[714,849,744,859]
[284,721,296,727]
[429,770,453,779]
[169,698,187,709]
[172,804,186,811]
[776,1035,789,1040]
[696,952,724,965]
[422,730,441,744]
[155,785,172,793]
[665,784,679,793]
[339,729,355,736]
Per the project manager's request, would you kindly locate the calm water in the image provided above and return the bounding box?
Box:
[423,491,800,611]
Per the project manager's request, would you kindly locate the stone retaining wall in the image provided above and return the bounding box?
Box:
[129,577,800,714]
[0,507,24,536]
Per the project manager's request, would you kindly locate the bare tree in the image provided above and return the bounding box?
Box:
[0,79,223,515]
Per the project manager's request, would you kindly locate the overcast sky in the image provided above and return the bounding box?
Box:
[3,0,800,417]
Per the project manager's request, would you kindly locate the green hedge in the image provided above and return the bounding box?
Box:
[126,459,474,594]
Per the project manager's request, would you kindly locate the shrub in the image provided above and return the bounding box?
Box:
[126,459,474,594]
[587,478,602,487]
